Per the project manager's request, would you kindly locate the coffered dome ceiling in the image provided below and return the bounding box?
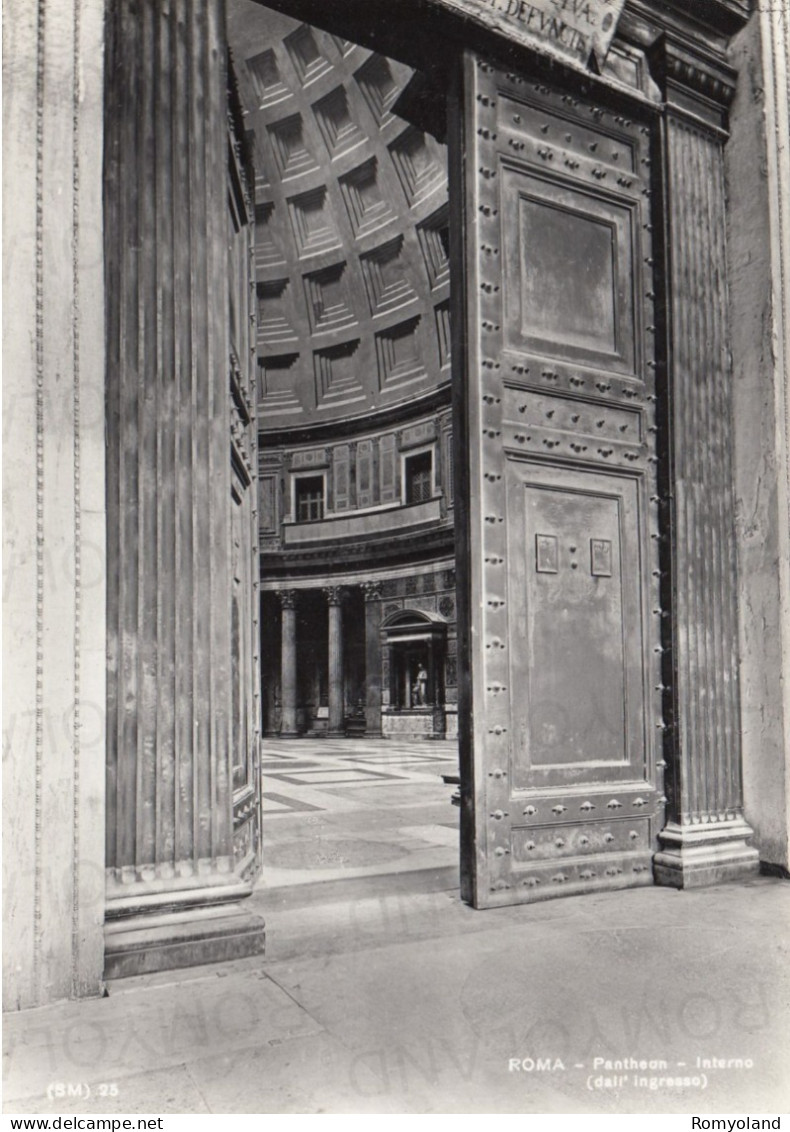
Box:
[228,2,451,433]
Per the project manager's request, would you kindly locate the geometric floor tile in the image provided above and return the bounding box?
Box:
[262,791,326,815]
[260,760,321,772]
[338,752,455,765]
[265,767,404,786]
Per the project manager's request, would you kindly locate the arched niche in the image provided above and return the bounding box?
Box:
[380,609,448,738]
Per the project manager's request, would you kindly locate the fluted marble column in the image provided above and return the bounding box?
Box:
[648,35,759,887]
[103,0,264,973]
[363,583,383,737]
[325,587,345,737]
[278,590,299,738]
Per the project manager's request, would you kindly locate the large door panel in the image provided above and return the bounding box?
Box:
[508,467,643,783]
[455,54,665,907]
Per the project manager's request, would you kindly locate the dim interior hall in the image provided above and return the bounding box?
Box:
[234,0,460,887]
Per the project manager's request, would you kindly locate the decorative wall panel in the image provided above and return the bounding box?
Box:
[333,444,352,510]
[502,171,635,369]
[379,433,398,502]
[357,438,375,507]
[260,474,279,534]
[508,469,642,781]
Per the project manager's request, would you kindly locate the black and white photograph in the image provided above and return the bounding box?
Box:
[3,0,789,1120]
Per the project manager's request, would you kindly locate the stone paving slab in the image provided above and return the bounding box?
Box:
[181,1032,409,1115]
[3,967,322,1106]
[259,881,790,1114]
[3,879,789,1114]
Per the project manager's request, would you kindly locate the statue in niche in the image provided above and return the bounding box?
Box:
[413,663,428,706]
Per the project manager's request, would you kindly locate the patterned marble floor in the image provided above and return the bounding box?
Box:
[256,737,460,889]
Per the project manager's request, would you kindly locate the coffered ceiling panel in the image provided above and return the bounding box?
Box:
[228,1,451,431]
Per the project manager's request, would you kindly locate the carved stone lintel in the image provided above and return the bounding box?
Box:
[650,0,751,39]
[647,33,738,132]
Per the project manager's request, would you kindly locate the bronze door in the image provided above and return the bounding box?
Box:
[454,54,666,907]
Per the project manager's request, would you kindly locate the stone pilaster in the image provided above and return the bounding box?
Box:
[728,5,790,873]
[648,34,759,887]
[363,583,383,737]
[278,590,299,738]
[3,0,107,1008]
[325,586,345,736]
[103,0,265,974]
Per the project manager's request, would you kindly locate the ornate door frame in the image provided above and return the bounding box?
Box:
[98,0,758,976]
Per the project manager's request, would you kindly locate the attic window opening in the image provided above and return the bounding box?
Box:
[295,475,325,522]
[405,451,433,504]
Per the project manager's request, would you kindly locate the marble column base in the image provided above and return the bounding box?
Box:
[654,819,760,889]
[104,900,265,980]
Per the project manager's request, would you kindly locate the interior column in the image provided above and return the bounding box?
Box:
[278,590,299,738]
[363,583,383,737]
[380,633,392,715]
[326,586,345,737]
[103,0,265,975]
[649,35,760,887]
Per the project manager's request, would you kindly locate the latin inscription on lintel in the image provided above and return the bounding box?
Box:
[436,0,626,68]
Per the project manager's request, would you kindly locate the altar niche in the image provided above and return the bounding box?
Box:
[382,610,448,739]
